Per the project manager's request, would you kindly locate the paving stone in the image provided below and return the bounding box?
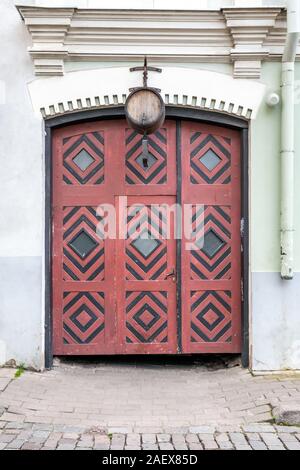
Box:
[126,433,141,445]
[185,433,200,444]
[94,435,110,445]
[215,432,230,443]
[260,433,284,447]
[2,429,20,435]
[0,412,24,423]
[173,444,188,450]
[245,432,261,441]
[22,442,42,450]
[249,440,268,450]
[1,365,300,451]
[171,433,186,444]
[134,426,162,434]
[157,433,171,443]
[5,422,31,430]
[142,433,156,444]
[234,445,252,450]
[111,433,125,447]
[229,432,248,446]
[275,425,300,433]
[57,444,76,450]
[278,433,299,443]
[94,443,110,450]
[242,425,275,433]
[188,443,203,450]
[62,432,79,439]
[283,441,300,450]
[5,439,26,449]
[0,434,16,443]
[142,444,159,450]
[32,424,54,431]
[198,433,215,440]
[202,441,219,450]
[267,446,286,450]
[0,378,11,392]
[77,440,94,447]
[59,438,78,445]
[273,403,300,426]
[159,443,174,450]
[41,443,57,450]
[107,427,131,434]
[189,426,215,434]
[163,426,189,434]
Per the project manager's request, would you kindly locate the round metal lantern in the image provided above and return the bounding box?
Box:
[125,87,165,135]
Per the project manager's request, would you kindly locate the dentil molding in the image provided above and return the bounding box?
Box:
[17,5,298,79]
[27,67,265,119]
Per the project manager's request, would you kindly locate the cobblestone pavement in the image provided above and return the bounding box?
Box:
[1,358,300,450]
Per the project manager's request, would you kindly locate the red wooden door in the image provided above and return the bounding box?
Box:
[181,122,241,353]
[52,118,241,355]
[52,120,177,355]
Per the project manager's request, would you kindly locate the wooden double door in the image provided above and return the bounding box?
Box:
[52,119,241,355]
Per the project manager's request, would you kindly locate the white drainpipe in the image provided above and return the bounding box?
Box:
[281,0,300,279]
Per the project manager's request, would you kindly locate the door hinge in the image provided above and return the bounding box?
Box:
[241,279,244,302]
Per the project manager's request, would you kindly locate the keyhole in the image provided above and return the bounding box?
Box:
[142,157,149,168]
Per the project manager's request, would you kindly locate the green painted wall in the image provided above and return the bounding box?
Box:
[251,62,300,272]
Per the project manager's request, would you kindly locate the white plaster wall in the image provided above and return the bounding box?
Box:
[252,273,300,371]
[15,0,287,10]
[1,0,299,372]
[0,0,44,369]
[27,67,265,119]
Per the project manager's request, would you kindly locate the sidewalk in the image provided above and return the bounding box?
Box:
[0,358,300,450]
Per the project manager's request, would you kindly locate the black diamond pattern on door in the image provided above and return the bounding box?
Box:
[126,291,168,343]
[201,229,225,259]
[63,291,105,344]
[68,229,98,259]
[125,129,167,184]
[63,206,104,281]
[126,205,167,280]
[73,149,95,172]
[131,236,161,259]
[190,132,231,184]
[190,291,232,343]
[199,149,221,172]
[62,131,104,185]
[190,206,231,280]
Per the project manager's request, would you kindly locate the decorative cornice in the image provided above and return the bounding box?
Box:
[223,7,281,78]
[16,5,299,79]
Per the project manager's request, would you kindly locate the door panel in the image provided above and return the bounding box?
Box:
[116,196,177,353]
[52,120,177,355]
[52,118,241,355]
[181,122,242,353]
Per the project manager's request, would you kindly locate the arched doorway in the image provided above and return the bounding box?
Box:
[46,108,248,363]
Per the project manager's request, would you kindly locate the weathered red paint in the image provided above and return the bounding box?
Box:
[52,119,241,355]
[181,122,241,353]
